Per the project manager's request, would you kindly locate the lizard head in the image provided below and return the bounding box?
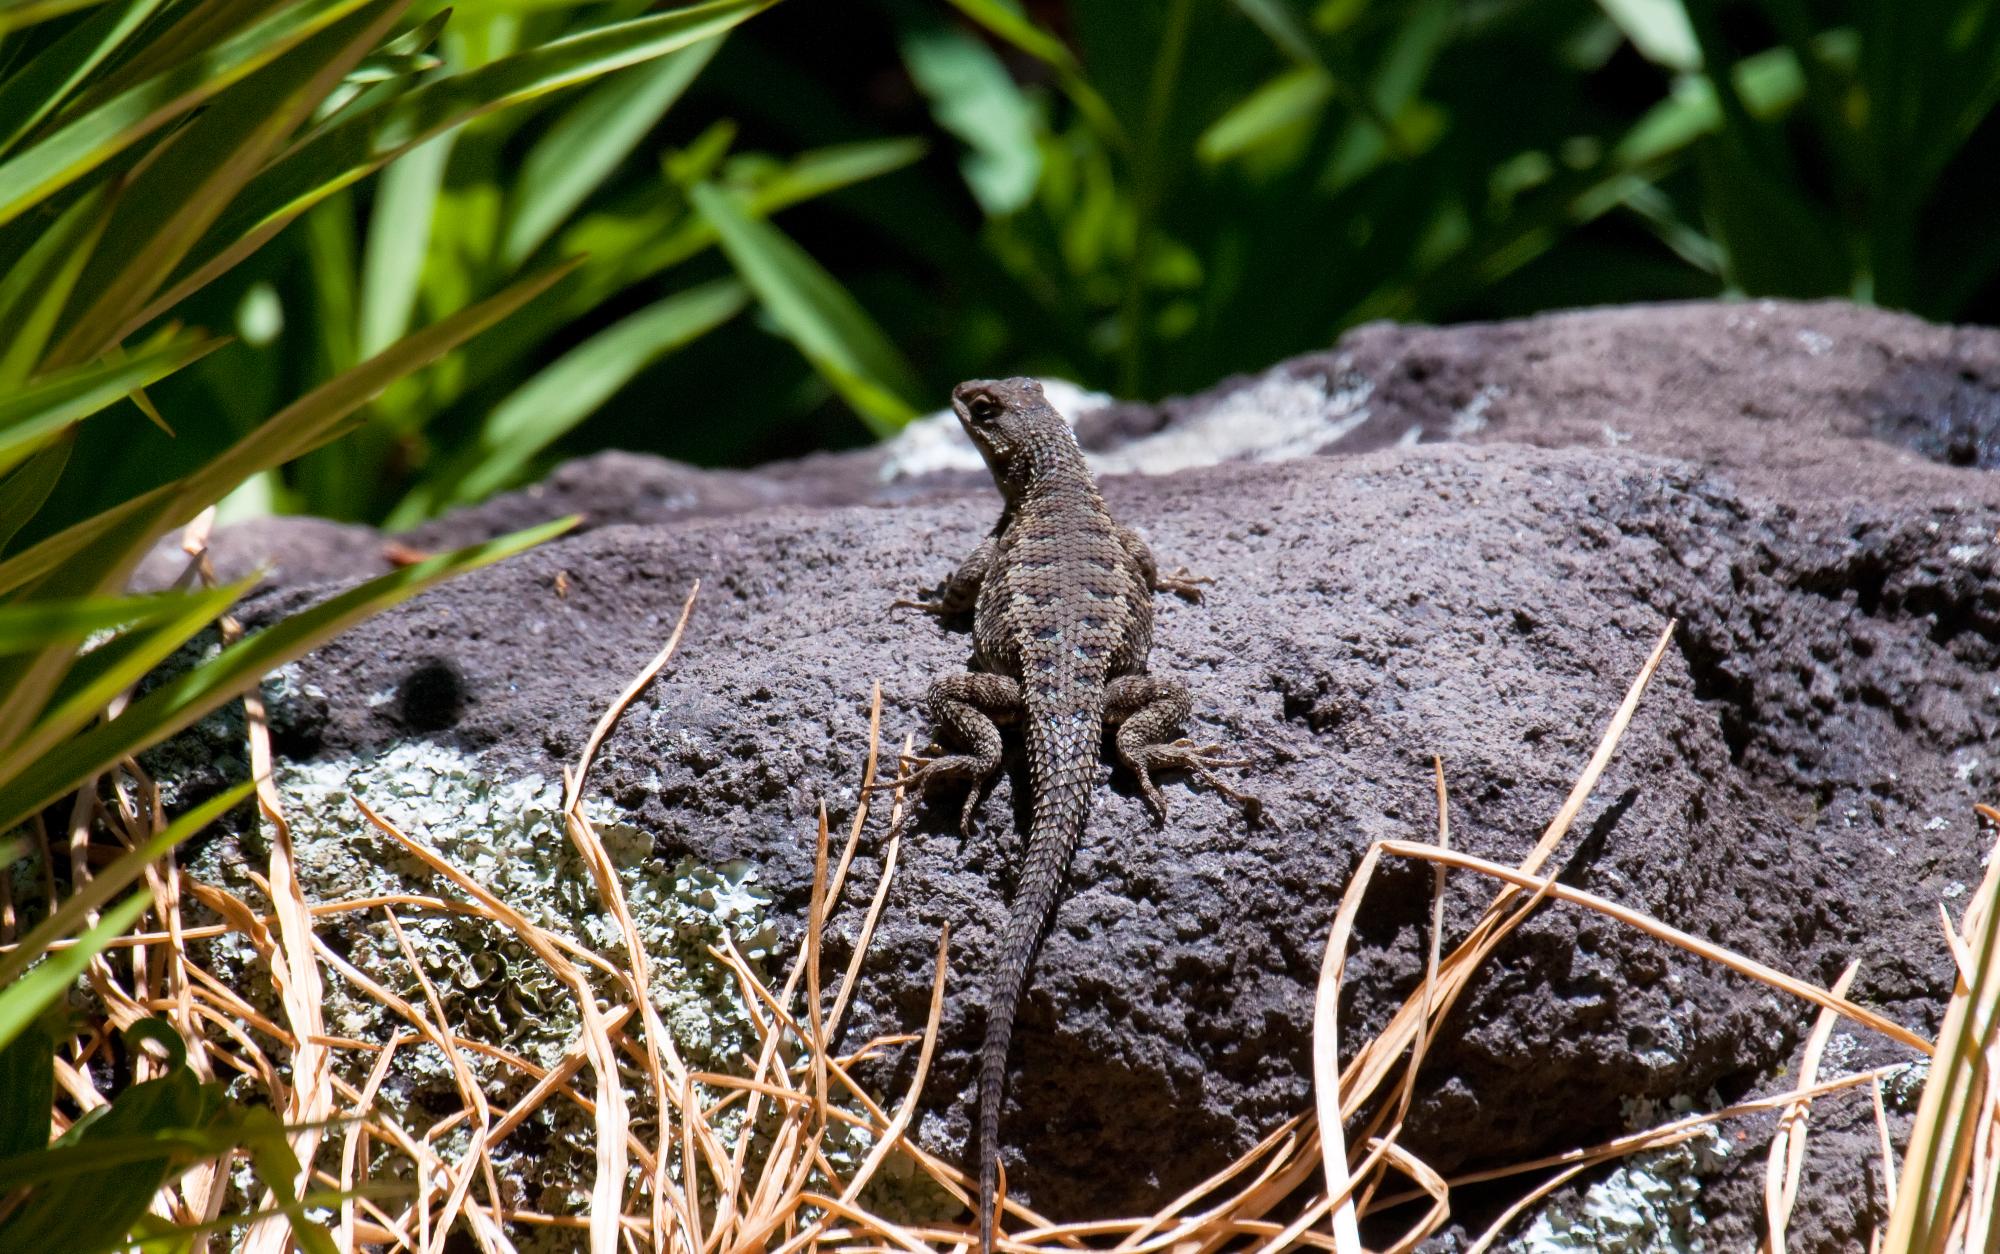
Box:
[951,377,1076,498]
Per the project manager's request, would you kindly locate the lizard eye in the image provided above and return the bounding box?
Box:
[966,394,1000,423]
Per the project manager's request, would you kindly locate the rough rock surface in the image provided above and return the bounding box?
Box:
[193,300,1999,1249]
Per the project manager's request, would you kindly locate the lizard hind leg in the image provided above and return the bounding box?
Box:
[1106,673,1260,821]
[865,672,1021,836]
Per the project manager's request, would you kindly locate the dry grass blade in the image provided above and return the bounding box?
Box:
[563,580,699,815]
[558,584,701,1253]
[352,797,633,1254]
[838,924,949,1206]
[1337,622,1676,1133]
[238,628,337,1254]
[1764,959,1859,1252]
[1376,840,1930,1053]
[1311,843,1381,1254]
[1883,813,2000,1253]
[1465,1161,1589,1254]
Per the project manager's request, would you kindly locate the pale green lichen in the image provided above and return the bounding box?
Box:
[176,736,794,1249]
[1514,1096,1731,1253]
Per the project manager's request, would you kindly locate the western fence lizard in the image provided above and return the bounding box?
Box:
[868,378,1256,1253]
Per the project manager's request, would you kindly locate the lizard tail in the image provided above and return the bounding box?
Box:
[979,711,1096,1254]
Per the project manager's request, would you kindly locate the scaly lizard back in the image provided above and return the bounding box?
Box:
[869,379,1255,1254]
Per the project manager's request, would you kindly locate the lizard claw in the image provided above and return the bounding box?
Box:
[1157,567,1215,602]
[1131,739,1260,820]
[891,598,953,616]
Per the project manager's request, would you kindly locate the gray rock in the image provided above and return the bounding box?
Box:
[189,299,1996,1249]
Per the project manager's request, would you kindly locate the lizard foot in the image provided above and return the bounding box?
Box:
[1156,567,1214,602]
[890,597,955,616]
[862,753,992,835]
[1129,738,1260,821]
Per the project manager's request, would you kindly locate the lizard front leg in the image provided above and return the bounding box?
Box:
[895,534,999,616]
[865,673,1021,834]
[1106,673,1258,820]
[1117,525,1212,602]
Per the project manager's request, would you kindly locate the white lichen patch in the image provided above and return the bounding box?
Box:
[175,737,797,1247]
[1097,370,1374,474]
[878,378,1114,479]
[1517,1098,1731,1252]
[876,369,1377,482]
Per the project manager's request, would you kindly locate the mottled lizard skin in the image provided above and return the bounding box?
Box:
[868,378,1256,1253]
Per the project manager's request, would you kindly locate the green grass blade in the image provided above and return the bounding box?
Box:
[622,137,927,292]
[390,277,747,524]
[0,891,150,1053]
[0,0,114,36]
[0,0,380,230]
[0,185,111,389]
[0,435,72,554]
[500,38,719,267]
[1881,821,2000,1249]
[0,260,578,601]
[44,1,410,367]
[0,1062,211,1251]
[0,580,250,769]
[357,129,454,358]
[0,517,575,834]
[0,334,224,476]
[0,782,254,990]
[0,488,178,606]
[139,0,779,326]
[0,588,233,653]
[0,1018,54,1160]
[0,0,166,156]
[688,180,919,435]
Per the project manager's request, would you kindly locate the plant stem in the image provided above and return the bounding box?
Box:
[1119,0,1194,397]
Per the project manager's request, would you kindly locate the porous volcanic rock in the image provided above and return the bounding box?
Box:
[205,300,1998,1249]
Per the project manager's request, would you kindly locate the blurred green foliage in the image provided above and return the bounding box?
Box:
[22,0,2000,528]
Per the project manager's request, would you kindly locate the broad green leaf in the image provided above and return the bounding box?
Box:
[0,1062,213,1251]
[0,1117,249,1192]
[358,129,454,357]
[0,0,381,230]
[0,260,578,601]
[1198,65,1332,165]
[940,0,1124,144]
[0,0,166,156]
[391,278,747,524]
[44,1,410,366]
[1226,0,1317,63]
[0,185,110,389]
[140,0,780,327]
[0,334,224,476]
[0,783,254,991]
[500,37,719,266]
[689,180,919,435]
[0,517,575,834]
[1595,0,1700,72]
[0,891,149,1053]
[899,23,1039,215]
[0,435,71,553]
